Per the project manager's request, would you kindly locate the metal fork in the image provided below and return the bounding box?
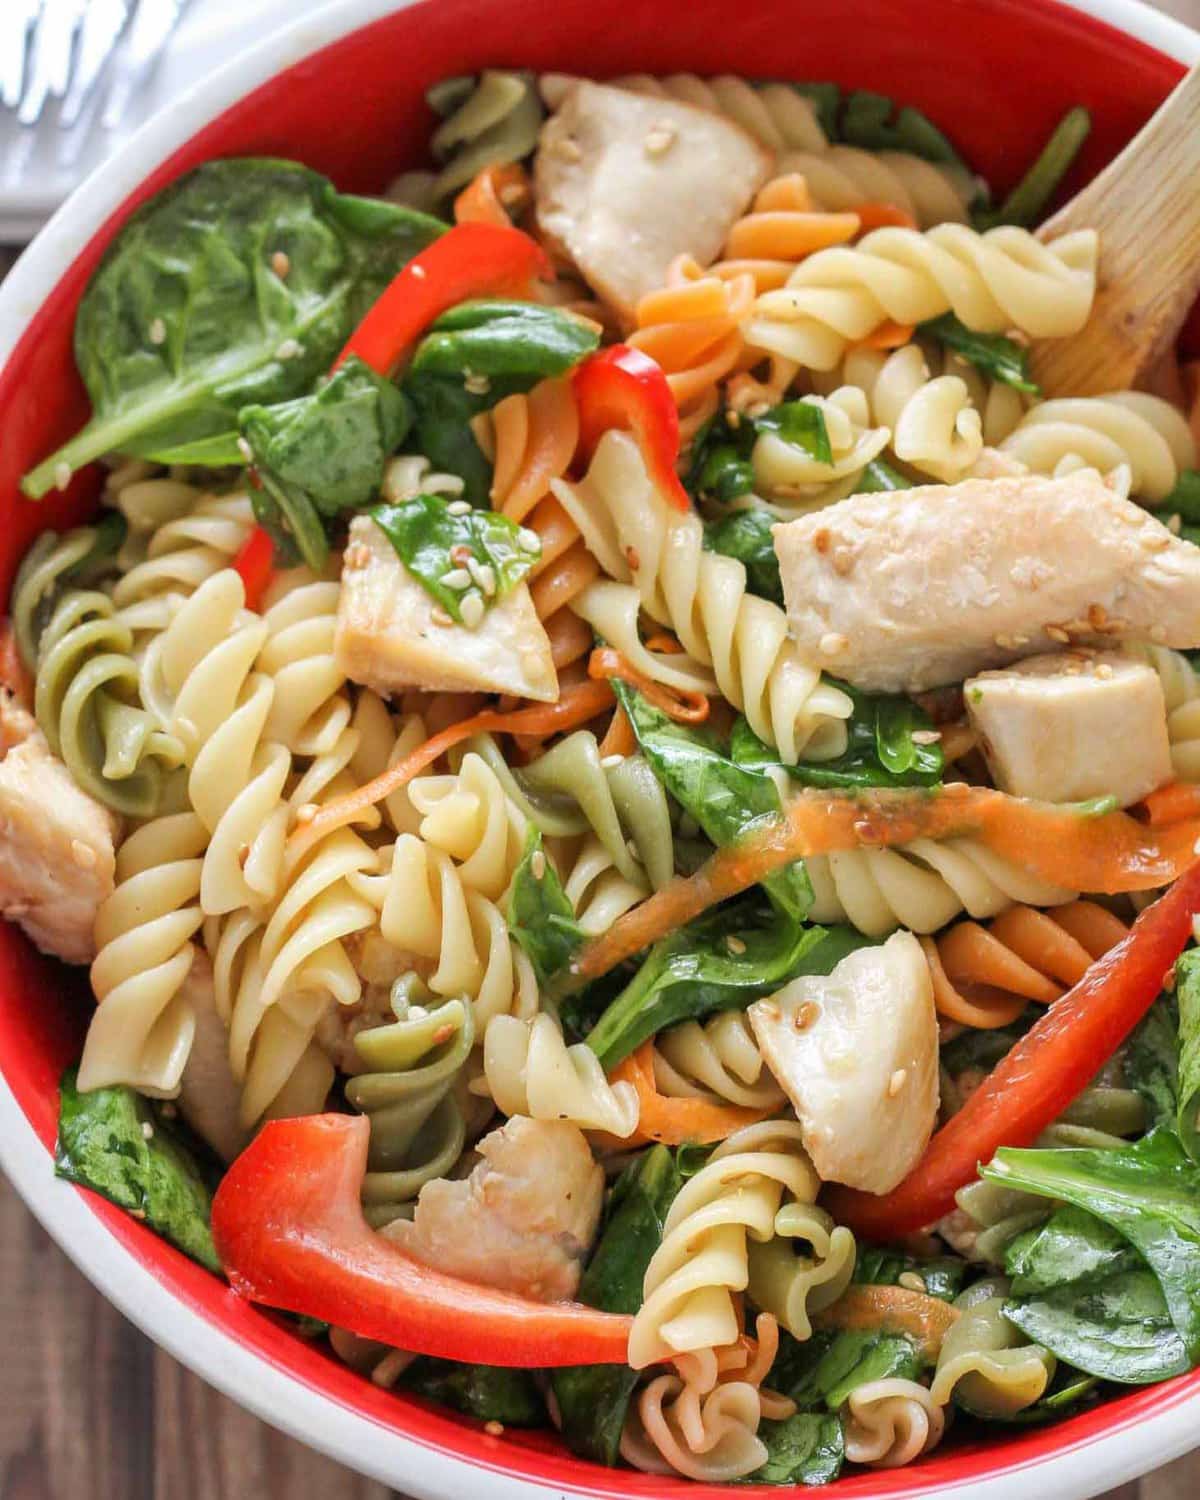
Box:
[3,0,190,133]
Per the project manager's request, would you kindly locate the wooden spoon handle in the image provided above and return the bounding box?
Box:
[1030,63,1200,397]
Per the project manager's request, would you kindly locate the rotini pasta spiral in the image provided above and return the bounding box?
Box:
[804,836,1078,940]
[916,337,1030,447]
[629,1119,819,1369]
[346,980,475,1228]
[653,1011,785,1112]
[79,811,208,1096]
[715,175,862,295]
[744,224,1098,370]
[405,750,527,903]
[110,490,255,611]
[747,387,890,512]
[1129,644,1200,781]
[930,1280,1054,1418]
[805,343,984,482]
[842,1378,946,1468]
[555,430,853,762]
[256,575,353,758]
[484,1011,639,1136]
[923,899,1128,1029]
[11,518,115,672]
[747,1197,857,1339]
[996,392,1196,503]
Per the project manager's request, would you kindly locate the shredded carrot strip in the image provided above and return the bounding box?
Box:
[642,632,685,656]
[567,785,1200,986]
[588,646,709,723]
[815,1285,959,1361]
[454,162,530,227]
[599,705,637,758]
[853,202,918,232]
[288,679,615,856]
[1143,781,1200,827]
[855,320,917,350]
[609,1042,774,1145]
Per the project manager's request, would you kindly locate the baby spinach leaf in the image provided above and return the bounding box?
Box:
[1004,1269,1188,1384]
[686,411,756,504]
[986,1129,1200,1361]
[755,399,833,464]
[977,106,1091,229]
[1125,991,1180,1129]
[239,357,412,569]
[1175,950,1200,1162]
[750,1412,844,1486]
[1005,1204,1143,1297]
[615,682,811,921]
[996,1366,1100,1426]
[920,312,1039,394]
[371,491,538,623]
[856,457,913,492]
[939,1009,1035,1076]
[24,159,444,497]
[793,82,842,141]
[553,1145,682,1464]
[506,826,583,985]
[403,300,599,505]
[852,1247,966,1301]
[1163,470,1200,525]
[575,900,866,1070]
[56,1066,220,1272]
[731,682,943,789]
[703,508,783,605]
[770,1326,923,1410]
[403,1358,545,1425]
[839,89,968,169]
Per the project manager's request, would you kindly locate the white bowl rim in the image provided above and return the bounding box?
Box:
[1,1,1199,1496]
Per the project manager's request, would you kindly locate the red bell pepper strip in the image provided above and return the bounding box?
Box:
[333,222,551,378]
[211,1113,633,1367]
[826,860,1200,1241]
[231,525,276,612]
[573,345,691,512]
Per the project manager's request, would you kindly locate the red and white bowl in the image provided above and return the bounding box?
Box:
[1,1,1198,1495]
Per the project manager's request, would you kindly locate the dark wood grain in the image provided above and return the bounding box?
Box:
[4,0,1200,1493]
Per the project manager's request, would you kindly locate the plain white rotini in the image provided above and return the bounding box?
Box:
[406,751,528,903]
[749,388,890,510]
[555,431,853,762]
[996,392,1196,503]
[805,344,984,482]
[930,1288,1054,1418]
[628,1120,819,1370]
[549,832,650,935]
[746,1198,857,1340]
[347,691,428,836]
[1128,644,1200,780]
[805,836,1078,938]
[110,490,256,610]
[483,1012,640,1135]
[743,224,1098,370]
[842,1379,947,1468]
[653,1011,785,1111]
[257,575,353,758]
[79,812,208,1096]
[621,1373,770,1482]
[916,338,1031,446]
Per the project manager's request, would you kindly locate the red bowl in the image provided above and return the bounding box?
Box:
[1,1,1199,1495]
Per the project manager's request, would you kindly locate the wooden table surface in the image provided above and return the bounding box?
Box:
[4,0,1200,1490]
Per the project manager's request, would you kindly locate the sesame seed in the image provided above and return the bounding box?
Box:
[54,462,72,492]
[237,436,254,463]
[531,850,546,879]
[1095,662,1114,679]
[831,547,854,576]
[149,317,166,345]
[517,527,541,554]
[1045,624,1071,644]
[897,1271,926,1292]
[726,935,747,955]
[818,632,847,656]
[484,1420,505,1437]
[794,1001,819,1031]
[275,338,302,360]
[294,803,318,825]
[1168,513,1183,534]
[271,250,290,278]
[467,558,496,596]
[431,604,455,627]
[464,371,491,396]
[911,729,941,745]
[1012,634,1030,647]
[460,591,486,628]
[993,633,1015,650]
[888,1068,907,1096]
[447,499,472,516]
[600,754,625,769]
[141,1121,155,1140]
[411,264,427,279]
[644,123,677,156]
[441,567,472,590]
[1150,624,1168,643]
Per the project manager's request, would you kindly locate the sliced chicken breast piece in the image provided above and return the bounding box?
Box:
[535,80,773,324]
[773,471,1200,692]
[966,650,1172,806]
[335,516,557,702]
[0,690,118,965]
[383,1115,603,1301]
[749,931,938,1195]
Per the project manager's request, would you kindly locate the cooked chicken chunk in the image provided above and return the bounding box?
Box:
[334,516,557,703]
[175,952,247,1164]
[383,1115,603,1301]
[774,472,1200,692]
[536,80,773,324]
[966,650,1172,807]
[0,690,118,965]
[749,931,938,1195]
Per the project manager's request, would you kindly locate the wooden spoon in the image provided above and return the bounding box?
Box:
[1029,62,1200,398]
